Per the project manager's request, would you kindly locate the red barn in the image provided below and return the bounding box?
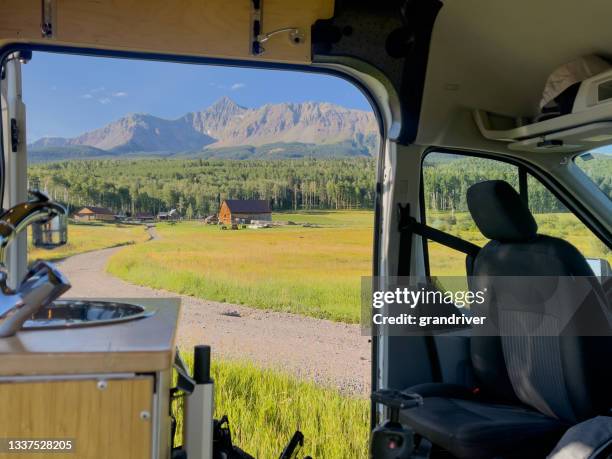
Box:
[218,200,271,224]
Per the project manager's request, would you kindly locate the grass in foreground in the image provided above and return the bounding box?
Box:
[174,357,369,458]
[28,221,150,262]
[107,211,373,323]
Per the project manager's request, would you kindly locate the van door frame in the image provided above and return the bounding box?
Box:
[0,43,396,432]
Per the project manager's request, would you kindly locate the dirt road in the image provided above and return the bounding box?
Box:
[58,245,371,394]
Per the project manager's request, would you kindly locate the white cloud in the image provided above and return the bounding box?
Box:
[113,91,128,97]
[91,86,105,93]
[231,83,246,91]
[81,94,93,99]
[98,97,111,105]
[210,83,226,89]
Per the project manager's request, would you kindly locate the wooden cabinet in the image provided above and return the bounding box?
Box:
[0,299,179,459]
[0,376,154,459]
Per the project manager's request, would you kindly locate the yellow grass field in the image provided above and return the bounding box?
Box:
[30,211,609,322]
[107,211,374,323]
[28,221,150,262]
[104,209,609,322]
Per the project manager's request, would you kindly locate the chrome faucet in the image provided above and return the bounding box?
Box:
[0,190,66,267]
[0,191,71,337]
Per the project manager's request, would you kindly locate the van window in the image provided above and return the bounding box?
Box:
[422,152,611,286]
[527,174,611,265]
[574,150,612,201]
[422,152,518,279]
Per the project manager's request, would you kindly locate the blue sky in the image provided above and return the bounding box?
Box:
[22,51,372,142]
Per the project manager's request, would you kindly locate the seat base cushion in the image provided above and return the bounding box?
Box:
[400,397,567,459]
[406,382,477,400]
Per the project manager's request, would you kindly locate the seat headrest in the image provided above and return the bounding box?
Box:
[467,180,538,242]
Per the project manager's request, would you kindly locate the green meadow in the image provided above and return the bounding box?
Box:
[28,221,150,263]
[31,210,609,322]
[174,357,369,458]
[105,209,609,322]
[106,211,374,323]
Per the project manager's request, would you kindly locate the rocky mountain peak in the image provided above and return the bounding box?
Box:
[207,96,246,115]
[29,99,378,157]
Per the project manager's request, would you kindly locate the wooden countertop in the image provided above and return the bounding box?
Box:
[0,298,180,376]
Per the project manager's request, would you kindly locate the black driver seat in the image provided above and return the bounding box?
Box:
[399,180,612,459]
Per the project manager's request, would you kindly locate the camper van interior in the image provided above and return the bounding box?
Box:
[0,1,611,458]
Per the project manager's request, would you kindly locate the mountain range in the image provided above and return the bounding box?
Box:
[29,97,378,162]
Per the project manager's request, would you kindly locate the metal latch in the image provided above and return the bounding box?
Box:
[10,119,19,152]
[250,0,303,56]
[41,0,56,38]
[250,0,264,55]
[257,28,304,48]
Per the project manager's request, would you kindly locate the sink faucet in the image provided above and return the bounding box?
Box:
[0,191,71,337]
[0,190,66,267]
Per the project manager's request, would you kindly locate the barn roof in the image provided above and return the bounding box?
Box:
[76,206,114,215]
[223,199,271,213]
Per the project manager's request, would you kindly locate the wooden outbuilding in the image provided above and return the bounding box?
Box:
[218,200,272,224]
[73,206,115,222]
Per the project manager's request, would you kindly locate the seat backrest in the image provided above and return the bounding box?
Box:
[467,180,612,423]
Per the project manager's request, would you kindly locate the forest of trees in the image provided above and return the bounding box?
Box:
[28,154,611,217]
[29,158,377,217]
[422,153,612,214]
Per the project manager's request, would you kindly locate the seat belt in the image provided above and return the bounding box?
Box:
[397,203,480,276]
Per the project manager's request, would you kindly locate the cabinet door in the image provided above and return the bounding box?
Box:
[0,376,153,459]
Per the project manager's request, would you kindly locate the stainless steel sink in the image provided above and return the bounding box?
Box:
[21,300,154,329]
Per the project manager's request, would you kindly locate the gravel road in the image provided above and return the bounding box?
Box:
[57,241,371,394]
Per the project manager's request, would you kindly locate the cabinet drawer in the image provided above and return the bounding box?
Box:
[0,376,154,459]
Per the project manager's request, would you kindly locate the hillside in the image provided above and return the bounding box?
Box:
[29,97,379,161]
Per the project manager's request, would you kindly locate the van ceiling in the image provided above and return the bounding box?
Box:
[417,0,612,146]
[0,0,334,64]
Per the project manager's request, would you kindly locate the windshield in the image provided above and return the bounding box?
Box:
[574,149,612,201]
